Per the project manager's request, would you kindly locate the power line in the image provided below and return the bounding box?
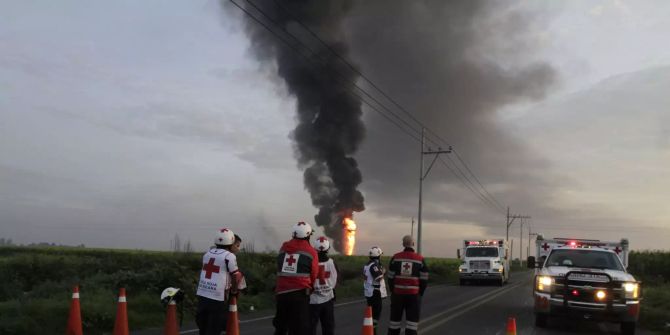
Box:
[232,0,509,216]
[240,0,430,142]
[452,148,505,211]
[257,0,446,148]
[442,153,504,214]
[437,156,504,214]
[229,0,423,143]
[250,0,505,211]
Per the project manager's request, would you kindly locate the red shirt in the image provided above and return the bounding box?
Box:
[275,238,319,294]
[387,248,429,295]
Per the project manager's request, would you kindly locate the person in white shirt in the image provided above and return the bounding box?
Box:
[363,246,387,335]
[309,236,339,335]
[195,228,245,335]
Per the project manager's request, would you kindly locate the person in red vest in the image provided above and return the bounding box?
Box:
[386,235,428,335]
[309,236,339,335]
[195,228,245,335]
[273,221,319,335]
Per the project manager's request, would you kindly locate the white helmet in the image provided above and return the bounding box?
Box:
[160,287,183,305]
[313,236,331,252]
[292,221,313,239]
[215,228,235,246]
[369,246,383,258]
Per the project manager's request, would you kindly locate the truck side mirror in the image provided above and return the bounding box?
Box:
[457,249,461,259]
[527,256,536,269]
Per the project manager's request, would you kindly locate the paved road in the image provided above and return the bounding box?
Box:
[138,271,650,334]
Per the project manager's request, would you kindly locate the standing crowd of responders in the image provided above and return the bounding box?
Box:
[194,221,429,335]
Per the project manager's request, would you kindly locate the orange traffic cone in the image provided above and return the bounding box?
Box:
[225,295,240,335]
[163,300,179,335]
[65,285,83,335]
[506,317,517,335]
[361,306,374,335]
[113,288,129,335]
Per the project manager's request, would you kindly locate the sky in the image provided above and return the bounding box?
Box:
[1,0,669,257]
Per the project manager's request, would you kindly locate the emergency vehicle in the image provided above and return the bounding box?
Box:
[528,235,641,335]
[457,239,510,286]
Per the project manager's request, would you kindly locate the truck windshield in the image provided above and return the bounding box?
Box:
[545,249,624,271]
[465,247,498,257]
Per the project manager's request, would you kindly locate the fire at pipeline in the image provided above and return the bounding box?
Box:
[342,217,356,256]
[237,0,366,255]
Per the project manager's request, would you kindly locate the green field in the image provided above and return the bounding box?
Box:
[2,246,666,334]
[0,246,458,334]
[628,251,670,333]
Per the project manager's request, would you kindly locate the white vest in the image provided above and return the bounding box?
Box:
[310,258,337,304]
[196,248,237,301]
[363,261,388,298]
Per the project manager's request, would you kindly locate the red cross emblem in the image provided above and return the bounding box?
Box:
[542,243,550,251]
[614,246,622,254]
[202,258,220,279]
[297,221,306,226]
[403,263,412,271]
[220,228,229,233]
[317,264,331,285]
[285,254,297,266]
[318,236,328,243]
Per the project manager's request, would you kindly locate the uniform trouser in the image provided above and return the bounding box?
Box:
[366,290,383,335]
[387,294,421,335]
[309,299,335,335]
[274,289,310,335]
[196,296,228,335]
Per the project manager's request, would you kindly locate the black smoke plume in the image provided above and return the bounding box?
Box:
[235,0,364,253]
[343,1,558,228]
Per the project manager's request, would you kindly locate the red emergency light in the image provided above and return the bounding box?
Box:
[466,240,502,246]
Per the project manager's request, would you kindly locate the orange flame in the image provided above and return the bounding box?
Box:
[342,217,356,256]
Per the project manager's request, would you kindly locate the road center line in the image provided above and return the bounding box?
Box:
[179,284,455,333]
[422,281,526,333]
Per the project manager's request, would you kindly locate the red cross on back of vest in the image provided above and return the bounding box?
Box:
[317,264,331,285]
[202,258,220,279]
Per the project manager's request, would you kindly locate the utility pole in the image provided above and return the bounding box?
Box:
[519,218,530,264]
[417,127,452,254]
[411,217,415,238]
[528,220,538,261]
[506,207,531,242]
[506,207,530,262]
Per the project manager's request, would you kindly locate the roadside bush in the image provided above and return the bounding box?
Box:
[0,246,458,334]
[628,251,670,333]
[628,250,670,284]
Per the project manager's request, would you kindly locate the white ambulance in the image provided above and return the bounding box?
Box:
[528,235,641,335]
[457,239,510,286]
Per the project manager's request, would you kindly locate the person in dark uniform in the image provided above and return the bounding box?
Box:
[387,235,428,335]
[273,221,319,335]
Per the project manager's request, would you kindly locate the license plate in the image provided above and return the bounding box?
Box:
[567,273,609,282]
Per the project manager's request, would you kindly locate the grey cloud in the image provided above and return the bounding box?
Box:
[341,1,559,224]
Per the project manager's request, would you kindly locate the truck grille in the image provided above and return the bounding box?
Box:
[469,260,490,270]
[552,276,624,303]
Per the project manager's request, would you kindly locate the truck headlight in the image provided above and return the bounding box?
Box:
[623,282,639,299]
[536,276,553,292]
[459,267,466,273]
